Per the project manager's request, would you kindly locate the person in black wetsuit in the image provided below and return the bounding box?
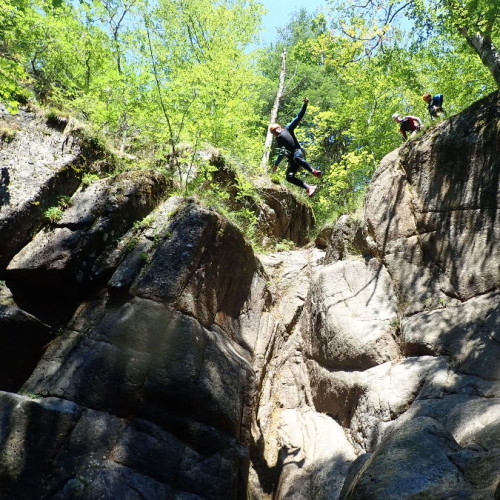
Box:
[269,97,321,197]
[422,93,446,120]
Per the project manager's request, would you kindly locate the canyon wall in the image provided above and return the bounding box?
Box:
[0,92,499,499]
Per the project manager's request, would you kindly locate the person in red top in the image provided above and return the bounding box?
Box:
[392,113,423,141]
[269,98,321,197]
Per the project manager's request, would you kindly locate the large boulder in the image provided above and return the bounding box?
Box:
[306,258,400,371]
[340,417,464,500]
[0,104,113,270]
[401,290,500,380]
[23,298,253,437]
[6,171,167,295]
[364,91,500,311]
[0,392,248,499]
[308,356,446,451]
[10,199,265,498]
[320,214,374,263]
[341,416,500,500]
[207,154,315,246]
[273,409,356,500]
[335,90,500,500]
[257,185,315,246]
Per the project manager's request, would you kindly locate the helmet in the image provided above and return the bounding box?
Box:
[391,113,400,121]
[422,93,431,102]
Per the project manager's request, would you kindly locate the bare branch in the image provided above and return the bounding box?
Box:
[261,48,287,169]
[144,18,178,163]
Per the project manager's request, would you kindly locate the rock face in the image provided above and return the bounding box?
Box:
[208,151,315,246]
[2,193,266,497]
[0,104,113,270]
[248,90,500,500]
[0,92,499,499]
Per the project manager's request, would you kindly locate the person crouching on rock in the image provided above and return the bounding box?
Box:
[269,97,321,197]
[422,93,446,120]
[392,113,423,141]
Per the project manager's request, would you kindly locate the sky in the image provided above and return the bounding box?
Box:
[258,0,327,45]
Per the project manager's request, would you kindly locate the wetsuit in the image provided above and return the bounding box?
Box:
[274,101,314,189]
[428,94,444,119]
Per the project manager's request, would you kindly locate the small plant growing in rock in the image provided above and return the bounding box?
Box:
[167,208,179,219]
[125,235,140,251]
[0,123,20,143]
[57,195,71,209]
[134,214,156,229]
[81,173,100,187]
[19,391,41,399]
[44,194,72,223]
[438,297,448,308]
[272,239,295,252]
[44,206,64,223]
[390,318,400,330]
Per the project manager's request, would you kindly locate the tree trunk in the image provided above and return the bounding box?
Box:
[260,48,287,170]
[459,27,500,88]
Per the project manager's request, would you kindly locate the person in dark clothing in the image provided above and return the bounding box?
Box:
[392,113,423,141]
[269,97,321,197]
[422,93,446,119]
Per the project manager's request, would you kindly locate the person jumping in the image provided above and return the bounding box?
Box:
[269,97,321,197]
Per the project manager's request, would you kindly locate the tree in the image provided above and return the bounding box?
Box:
[416,0,500,87]
[261,48,286,169]
[255,4,496,225]
[134,0,265,170]
[327,0,500,88]
[0,0,33,109]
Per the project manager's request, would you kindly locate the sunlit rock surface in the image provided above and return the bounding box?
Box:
[0,92,499,499]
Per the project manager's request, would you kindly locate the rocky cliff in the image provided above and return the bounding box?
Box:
[0,92,498,499]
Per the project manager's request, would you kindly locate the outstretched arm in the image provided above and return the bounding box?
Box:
[272,153,285,171]
[287,97,309,131]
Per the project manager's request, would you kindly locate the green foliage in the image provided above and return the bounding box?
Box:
[43,194,71,223]
[0,0,33,111]
[1,0,497,238]
[259,4,496,227]
[412,0,499,41]
[133,214,156,229]
[231,206,259,243]
[125,235,140,251]
[19,391,41,399]
[268,238,295,252]
[44,205,63,223]
[81,173,101,186]
[1,0,266,168]
[56,195,71,209]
